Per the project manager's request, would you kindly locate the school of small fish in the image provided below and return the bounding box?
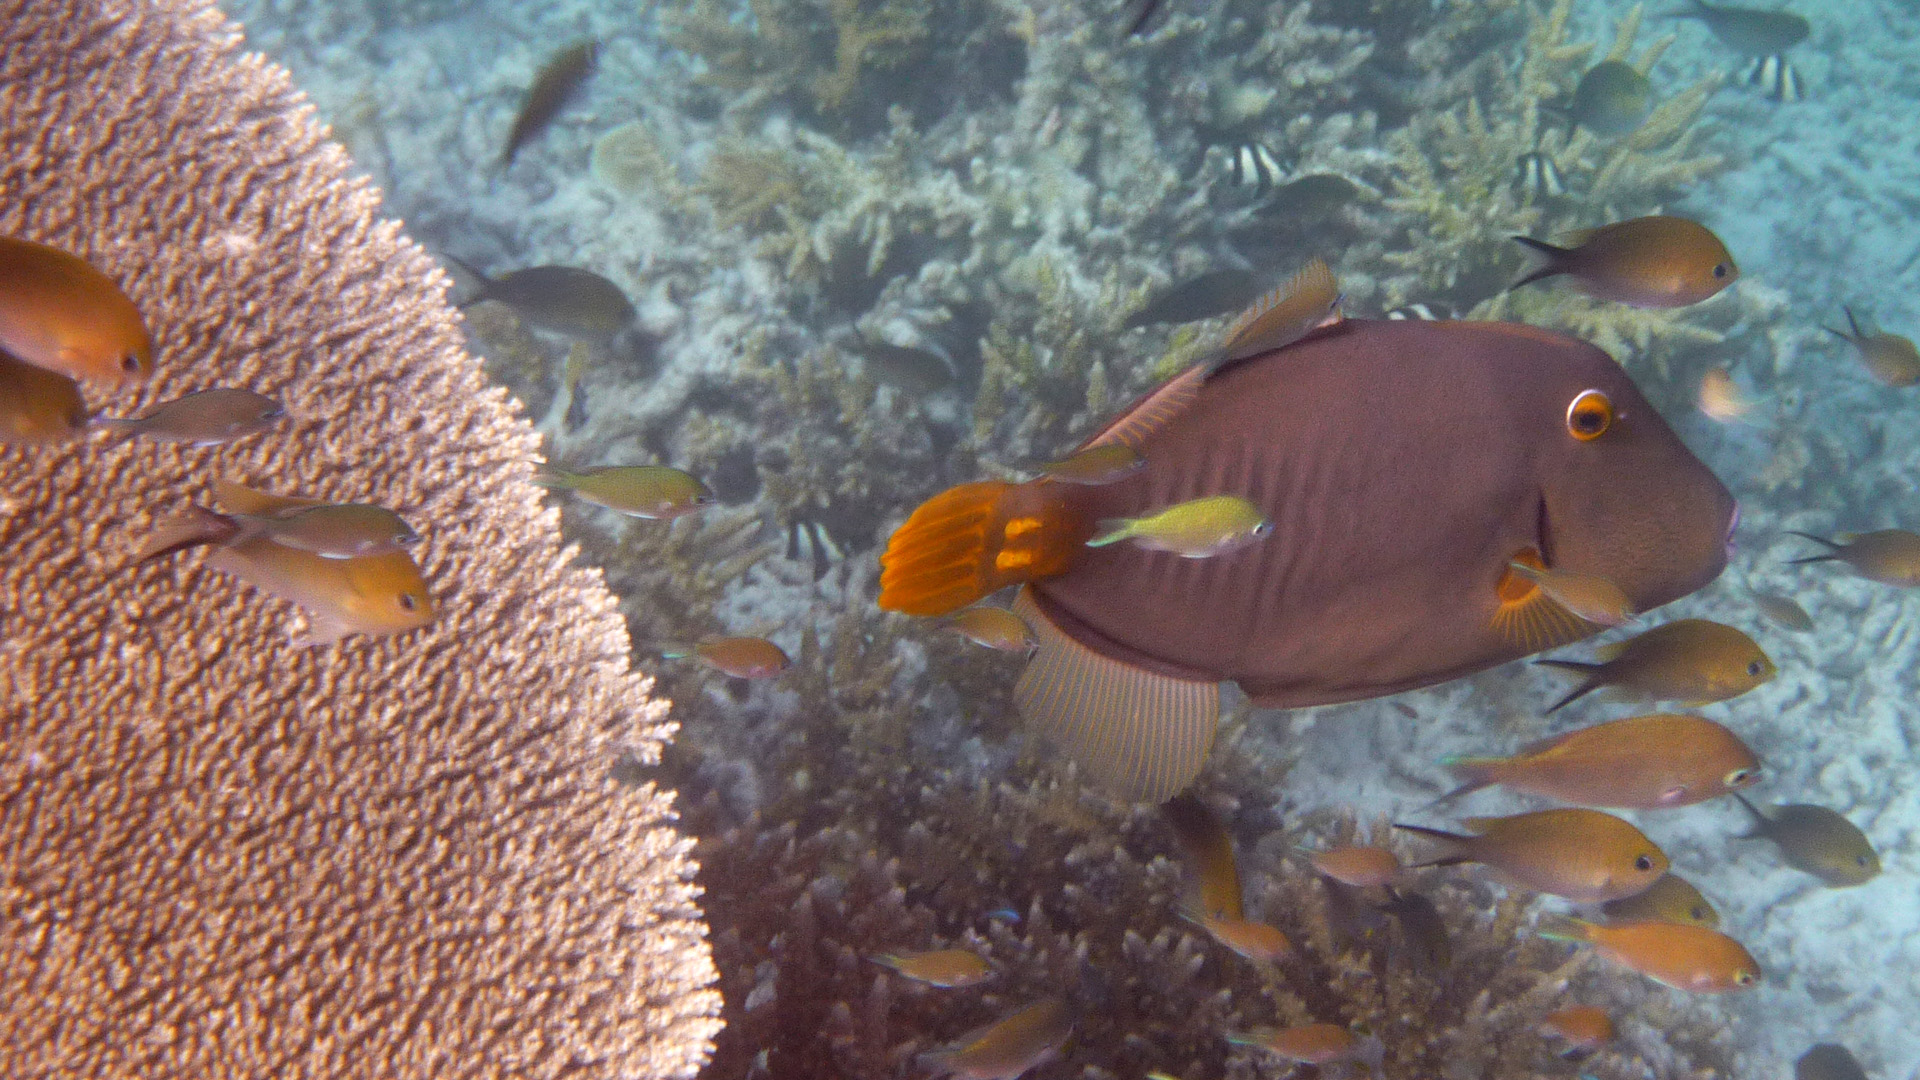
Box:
[9,0,1905,1074]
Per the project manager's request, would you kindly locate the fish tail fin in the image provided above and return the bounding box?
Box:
[1533,659,1603,712]
[440,253,493,307]
[1013,587,1220,803]
[1508,235,1571,292]
[1534,914,1598,945]
[1730,791,1768,837]
[1784,530,1839,564]
[1844,305,1865,339]
[879,480,1089,616]
[529,462,575,491]
[1085,517,1134,548]
[1430,756,1504,805]
[130,506,240,567]
[1391,823,1474,867]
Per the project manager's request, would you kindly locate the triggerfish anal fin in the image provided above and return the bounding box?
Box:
[1218,257,1342,363]
[1013,588,1220,803]
[878,480,1091,616]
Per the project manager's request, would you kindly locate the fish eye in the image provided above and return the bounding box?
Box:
[1691,906,1709,921]
[1857,854,1871,867]
[1633,854,1655,872]
[121,352,143,373]
[398,593,419,611]
[1736,970,1756,986]
[1565,389,1614,441]
[1712,263,1729,279]
[1746,660,1764,677]
[1725,767,1757,788]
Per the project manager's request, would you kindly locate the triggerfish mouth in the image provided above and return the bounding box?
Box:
[878,269,1735,802]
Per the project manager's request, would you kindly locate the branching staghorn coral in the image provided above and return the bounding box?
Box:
[665,0,931,119]
[0,2,719,1076]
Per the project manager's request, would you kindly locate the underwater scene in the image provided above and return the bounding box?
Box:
[7,0,1920,1076]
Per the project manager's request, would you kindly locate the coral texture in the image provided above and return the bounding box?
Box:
[0,1,719,1077]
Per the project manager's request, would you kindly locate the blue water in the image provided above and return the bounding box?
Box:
[227,0,1920,1076]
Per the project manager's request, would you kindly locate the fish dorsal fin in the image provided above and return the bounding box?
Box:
[213,478,326,517]
[1218,257,1343,362]
[1077,359,1211,453]
[1013,588,1220,803]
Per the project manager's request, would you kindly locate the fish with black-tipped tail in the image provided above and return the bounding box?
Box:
[1733,793,1880,886]
[1395,808,1667,903]
[1536,619,1773,712]
[1511,216,1738,308]
[1824,306,1920,387]
[1786,529,1920,586]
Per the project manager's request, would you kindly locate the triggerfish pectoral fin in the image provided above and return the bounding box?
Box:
[879,480,1090,616]
[1012,589,1220,803]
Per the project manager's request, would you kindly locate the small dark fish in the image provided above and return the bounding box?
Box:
[944,606,1037,655]
[1671,0,1810,57]
[1379,888,1451,973]
[1537,619,1775,712]
[1512,216,1739,308]
[533,463,714,519]
[1264,172,1363,214]
[1787,529,1920,586]
[1824,306,1920,387]
[1515,151,1568,198]
[853,338,958,394]
[1123,0,1164,36]
[1562,60,1653,136]
[871,949,994,988]
[664,637,792,679]
[1384,301,1455,321]
[501,39,598,167]
[1751,589,1814,631]
[229,503,420,560]
[1602,871,1720,928]
[1122,268,1266,329]
[94,388,285,446]
[1796,1044,1869,1080]
[921,997,1074,1080]
[1540,1005,1613,1054]
[1223,141,1290,195]
[1734,794,1880,886]
[0,350,89,445]
[450,259,635,342]
[1740,54,1804,102]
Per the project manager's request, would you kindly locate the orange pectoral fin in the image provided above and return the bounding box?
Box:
[879,481,1088,616]
[1491,548,1591,654]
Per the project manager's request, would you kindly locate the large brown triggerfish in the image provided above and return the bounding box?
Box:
[879,316,1735,802]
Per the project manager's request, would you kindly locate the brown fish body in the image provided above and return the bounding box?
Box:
[1735,794,1880,886]
[1398,808,1668,902]
[1540,619,1774,712]
[1540,1004,1613,1050]
[1306,844,1402,887]
[1443,713,1761,808]
[0,350,90,445]
[1673,0,1810,56]
[1162,794,1244,919]
[922,997,1073,1080]
[872,948,993,988]
[1797,1044,1870,1080]
[881,318,1734,801]
[207,538,433,645]
[1228,1022,1356,1064]
[1601,871,1719,927]
[1790,529,1920,586]
[667,637,791,679]
[0,235,153,384]
[458,262,635,341]
[1512,216,1738,308]
[94,387,285,445]
[1825,307,1920,387]
[501,40,597,166]
[1031,321,1733,707]
[1541,916,1759,992]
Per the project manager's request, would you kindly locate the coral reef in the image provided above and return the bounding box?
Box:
[0,1,719,1076]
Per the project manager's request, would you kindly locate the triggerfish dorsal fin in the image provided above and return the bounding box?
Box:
[1076,359,1211,453]
[1161,793,1245,920]
[1012,588,1220,803]
[1218,257,1342,362]
[878,481,1092,616]
[1490,550,1593,653]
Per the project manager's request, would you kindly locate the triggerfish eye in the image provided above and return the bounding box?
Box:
[1565,389,1614,440]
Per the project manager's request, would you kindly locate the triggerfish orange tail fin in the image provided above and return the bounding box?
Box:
[1013,588,1219,803]
[879,480,1091,616]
